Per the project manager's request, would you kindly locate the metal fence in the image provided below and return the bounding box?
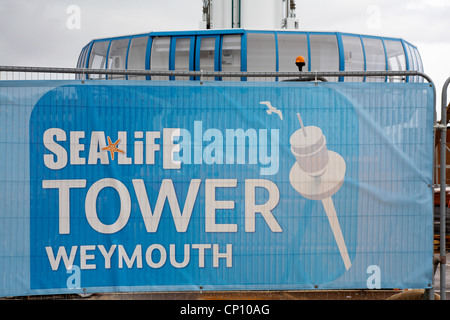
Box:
[0,66,443,300]
[0,66,434,83]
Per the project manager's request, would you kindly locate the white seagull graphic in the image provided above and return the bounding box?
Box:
[260,101,283,120]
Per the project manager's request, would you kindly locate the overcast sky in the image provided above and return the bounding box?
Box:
[0,0,449,114]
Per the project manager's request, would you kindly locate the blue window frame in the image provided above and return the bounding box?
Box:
[106,37,131,80]
[414,46,424,82]
[81,29,423,83]
[170,36,196,80]
[76,45,87,79]
[241,32,247,80]
[339,34,365,82]
[336,33,345,82]
[76,46,84,69]
[126,35,150,80]
[245,31,277,81]
[145,36,152,73]
[88,39,110,79]
[221,33,243,81]
[195,35,220,80]
[308,33,340,81]
[361,36,387,82]
[77,43,91,70]
[150,36,171,80]
[80,42,94,80]
[403,41,415,82]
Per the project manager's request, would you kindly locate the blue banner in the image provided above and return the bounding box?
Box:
[0,80,434,296]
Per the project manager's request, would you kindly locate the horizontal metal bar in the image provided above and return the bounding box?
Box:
[0,66,434,83]
[435,123,448,130]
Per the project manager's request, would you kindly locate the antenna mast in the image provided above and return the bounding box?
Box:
[283,0,299,29]
[201,0,211,29]
[200,0,298,30]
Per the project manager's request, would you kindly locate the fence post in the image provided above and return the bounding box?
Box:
[440,77,450,300]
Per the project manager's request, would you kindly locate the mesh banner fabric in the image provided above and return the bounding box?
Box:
[0,80,434,296]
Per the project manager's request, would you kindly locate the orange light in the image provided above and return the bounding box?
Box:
[296,56,305,63]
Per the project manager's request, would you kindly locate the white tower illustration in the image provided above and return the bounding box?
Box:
[289,113,351,270]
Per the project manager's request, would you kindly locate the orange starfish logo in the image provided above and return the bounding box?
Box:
[102,136,125,161]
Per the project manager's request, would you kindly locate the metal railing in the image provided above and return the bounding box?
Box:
[0,66,434,83]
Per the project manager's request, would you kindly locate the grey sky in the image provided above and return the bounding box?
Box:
[0,0,203,66]
[0,0,449,113]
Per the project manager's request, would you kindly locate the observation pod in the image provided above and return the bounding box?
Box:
[77,29,424,83]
